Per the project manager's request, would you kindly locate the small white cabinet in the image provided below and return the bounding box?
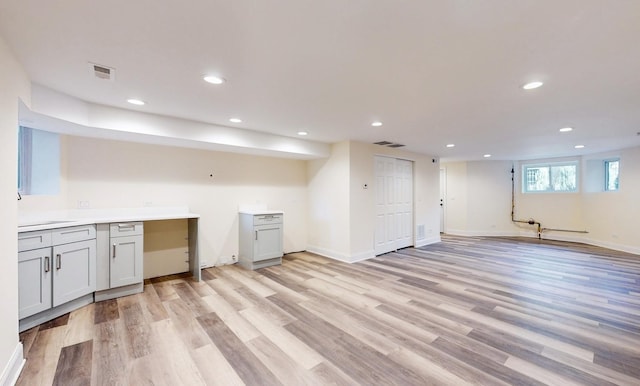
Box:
[18,247,52,319]
[53,239,96,307]
[109,222,144,288]
[238,212,283,270]
[18,225,96,320]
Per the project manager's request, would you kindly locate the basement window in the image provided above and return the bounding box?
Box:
[17,126,60,195]
[604,159,619,191]
[522,161,578,193]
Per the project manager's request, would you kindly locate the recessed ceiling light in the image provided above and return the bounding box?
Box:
[204,75,225,85]
[559,127,573,132]
[446,144,455,148]
[483,154,492,158]
[371,121,383,127]
[229,118,242,123]
[522,81,543,90]
[574,145,585,149]
[297,131,308,136]
[127,99,145,105]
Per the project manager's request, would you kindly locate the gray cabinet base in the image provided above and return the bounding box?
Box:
[95,282,144,302]
[19,293,93,332]
[238,256,282,270]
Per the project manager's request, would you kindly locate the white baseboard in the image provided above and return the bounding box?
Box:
[306,245,352,263]
[445,229,640,256]
[415,235,441,248]
[306,245,375,263]
[445,229,519,237]
[0,342,24,386]
[581,239,640,255]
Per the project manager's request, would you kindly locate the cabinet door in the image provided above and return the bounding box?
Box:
[53,239,96,307]
[254,224,283,262]
[110,235,143,288]
[18,248,52,319]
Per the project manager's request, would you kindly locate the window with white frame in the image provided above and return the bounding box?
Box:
[604,159,619,191]
[522,161,578,193]
[17,126,60,195]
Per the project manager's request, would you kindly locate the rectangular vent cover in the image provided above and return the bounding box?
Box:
[89,62,115,81]
[373,141,406,148]
[417,224,425,240]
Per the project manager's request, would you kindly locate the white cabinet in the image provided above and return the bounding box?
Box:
[53,239,96,307]
[238,212,283,270]
[18,225,96,320]
[109,222,144,288]
[18,247,52,319]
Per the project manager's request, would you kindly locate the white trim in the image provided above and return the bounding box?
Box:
[444,229,520,237]
[306,245,352,263]
[349,250,376,263]
[443,228,640,256]
[0,342,24,386]
[586,239,640,256]
[305,246,375,263]
[415,235,441,248]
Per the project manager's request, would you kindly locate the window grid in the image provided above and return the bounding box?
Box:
[605,159,620,191]
[523,162,578,193]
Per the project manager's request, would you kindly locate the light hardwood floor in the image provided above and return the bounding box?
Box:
[17,235,640,385]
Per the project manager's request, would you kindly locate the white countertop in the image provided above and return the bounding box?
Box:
[18,207,199,232]
[238,209,284,215]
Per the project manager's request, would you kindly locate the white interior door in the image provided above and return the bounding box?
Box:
[440,168,446,233]
[396,159,413,249]
[375,156,413,255]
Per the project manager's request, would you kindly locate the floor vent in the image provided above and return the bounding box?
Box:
[89,62,115,81]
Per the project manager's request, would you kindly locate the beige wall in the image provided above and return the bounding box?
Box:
[441,162,469,233]
[443,150,640,254]
[20,136,309,267]
[308,141,440,262]
[306,142,351,259]
[0,36,30,383]
[582,146,640,252]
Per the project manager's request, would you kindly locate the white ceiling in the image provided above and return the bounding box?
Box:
[2,0,639,161]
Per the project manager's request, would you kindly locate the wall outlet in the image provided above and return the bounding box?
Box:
[78,200,90,209]
[231,254,237,262]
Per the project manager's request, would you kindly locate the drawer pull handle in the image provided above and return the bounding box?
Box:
[44,256,50,273]
[117,224,136,230]
[56,254,61,270]
[113,244,116,258]
[255,231,258,241]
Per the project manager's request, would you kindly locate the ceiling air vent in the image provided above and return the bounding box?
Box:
[89,62,115,81]
[373,141,405,148]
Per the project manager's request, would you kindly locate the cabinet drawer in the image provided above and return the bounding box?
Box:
[253,214,282,226]
[110,222,143,237]
[18,230,52,252]
[52,225,96,245]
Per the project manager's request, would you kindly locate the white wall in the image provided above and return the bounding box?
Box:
[514,157,585,234]
[306,142,351,259]
[0,36,30,385]
[441,162,469,234]
[308,141,440,262]
[19,136,309,267]
[582,146,640,253]
[443,150,640,254]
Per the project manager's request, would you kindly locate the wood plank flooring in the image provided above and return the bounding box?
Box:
[17,235,640,385]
